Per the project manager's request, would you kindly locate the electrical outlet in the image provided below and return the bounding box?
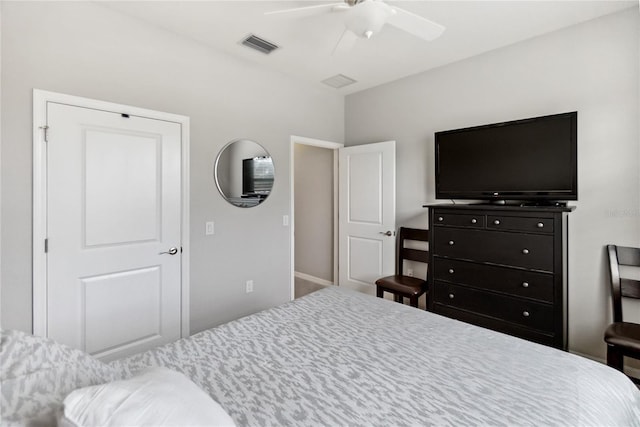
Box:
[283,215,289,226]
[407,269,414,277]
[245,280,254,293]
[205,221,214,235]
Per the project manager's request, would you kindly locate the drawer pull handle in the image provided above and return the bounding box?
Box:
[522,282,529,288]
[522,249,529,255]
[438,217,444,222]
[448,294,455,299]
[448,240,455,246]
[448,269,454,274]
[471,218,477,224]
[493,219,500,225]
[537,222,544,228]
[523,311,530,317]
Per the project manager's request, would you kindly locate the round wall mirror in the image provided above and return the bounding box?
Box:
[214,139,274,208]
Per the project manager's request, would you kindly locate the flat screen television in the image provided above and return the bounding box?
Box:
[435,112,577,203]
[242,156,274,196]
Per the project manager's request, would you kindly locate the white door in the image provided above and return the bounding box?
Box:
[338,141,396,293]
[43,101,183,361]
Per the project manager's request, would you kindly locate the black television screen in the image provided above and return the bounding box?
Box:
[242,156,274,195]
[435,112,577,202]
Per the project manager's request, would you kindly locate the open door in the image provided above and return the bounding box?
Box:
[338,141,396,294]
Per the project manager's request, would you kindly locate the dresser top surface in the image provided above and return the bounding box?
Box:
[423,203,575,213]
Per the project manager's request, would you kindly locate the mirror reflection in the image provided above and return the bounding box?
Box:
[215,139,274,208]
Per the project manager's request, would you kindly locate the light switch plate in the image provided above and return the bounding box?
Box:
[205,221,214,235]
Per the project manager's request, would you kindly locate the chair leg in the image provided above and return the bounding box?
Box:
[607,345,624,371]
[410,296,418,308]
[394,294,402,304]
[376,287,383,299]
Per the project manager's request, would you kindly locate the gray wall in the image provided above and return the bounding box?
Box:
[0,1,344,334]
[346,8,640,362]
[294,144,334,282]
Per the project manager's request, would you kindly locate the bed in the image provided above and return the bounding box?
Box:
[2,287,640,426]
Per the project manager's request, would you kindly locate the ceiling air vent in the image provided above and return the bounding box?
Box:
[241,34,279,54]
[322,74,357,89]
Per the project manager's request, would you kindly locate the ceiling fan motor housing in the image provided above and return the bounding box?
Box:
[345,0,395,38]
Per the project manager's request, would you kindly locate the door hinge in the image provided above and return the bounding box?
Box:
[44,238,48,253]
[39,125,49,142]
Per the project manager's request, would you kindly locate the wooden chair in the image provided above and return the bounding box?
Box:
[375,227,428,308]
[604,245,640,380]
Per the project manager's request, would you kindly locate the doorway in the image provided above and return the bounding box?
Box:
[290,137,342,300]
[290,136,397,300]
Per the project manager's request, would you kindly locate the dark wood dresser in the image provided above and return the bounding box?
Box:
[425,203,574,349]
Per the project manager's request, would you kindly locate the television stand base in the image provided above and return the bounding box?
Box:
[519,201,568,208]
[472,200,512,206]
[470,200,569,208]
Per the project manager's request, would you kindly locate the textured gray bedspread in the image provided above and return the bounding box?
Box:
[111,287,640,427]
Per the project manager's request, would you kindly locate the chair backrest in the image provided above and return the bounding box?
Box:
[397,227,429,277]
[607,244,640,323]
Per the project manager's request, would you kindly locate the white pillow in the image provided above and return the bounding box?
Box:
[59,367,236,427]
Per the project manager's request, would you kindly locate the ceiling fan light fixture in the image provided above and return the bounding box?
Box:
[345,0,393,38]
[266,0,446,52]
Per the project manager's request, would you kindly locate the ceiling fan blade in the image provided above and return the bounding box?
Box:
[387,6,445,41]
[265,3,347,17]
[332,28,359,55]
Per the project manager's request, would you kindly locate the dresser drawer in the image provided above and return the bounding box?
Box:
[433,228,554,271]
[433,283,554,332]
[487,215,554,233]
[433,213,485,228]
[432,258,554,303]
[433,305,557,347]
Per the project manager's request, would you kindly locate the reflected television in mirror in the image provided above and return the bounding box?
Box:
[243,156,274,197]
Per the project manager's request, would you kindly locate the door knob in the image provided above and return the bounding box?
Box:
[379,231,393,236]
[159,247,178,255]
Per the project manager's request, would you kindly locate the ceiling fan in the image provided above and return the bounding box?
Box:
[266,0,445,54]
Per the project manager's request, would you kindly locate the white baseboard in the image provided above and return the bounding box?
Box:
[294,271,334,287]
[570,350,640,379]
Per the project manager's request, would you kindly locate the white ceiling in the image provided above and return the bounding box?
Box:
[102,0,636,95]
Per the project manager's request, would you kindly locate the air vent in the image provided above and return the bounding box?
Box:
[241,34,279,54]
[322,74,357,89]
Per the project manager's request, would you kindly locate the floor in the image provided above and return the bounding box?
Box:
[294,276,327,299]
